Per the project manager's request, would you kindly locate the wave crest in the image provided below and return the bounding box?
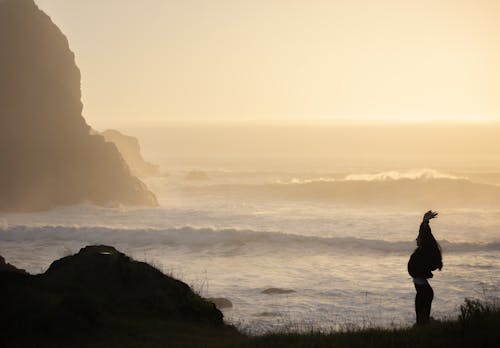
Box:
[1,225,498,254]
[344,169,466,181]
[198,169,498,208]
[276,169,466,184]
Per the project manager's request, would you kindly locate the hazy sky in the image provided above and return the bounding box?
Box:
[35,0,500,128]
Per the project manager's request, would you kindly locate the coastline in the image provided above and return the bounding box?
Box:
[1,246,498,348]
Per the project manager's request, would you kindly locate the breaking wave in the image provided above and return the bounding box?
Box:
[190,169,500,208]
[277,169,466,184]
[344,169,467,181]
[1,225,499,254]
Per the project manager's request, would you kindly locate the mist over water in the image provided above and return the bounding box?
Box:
[3,0,500,337]
[2,150,500,332]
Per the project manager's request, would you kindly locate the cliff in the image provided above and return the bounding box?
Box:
[0,246,241,347]
[101,129,160,177]
[0,0,158,211]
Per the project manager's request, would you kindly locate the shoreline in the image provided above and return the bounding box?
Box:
[2,246,499,347]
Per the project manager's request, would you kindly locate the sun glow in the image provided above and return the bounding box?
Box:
[34,0,500,127]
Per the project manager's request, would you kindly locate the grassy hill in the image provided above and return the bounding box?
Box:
[1,246,498,348]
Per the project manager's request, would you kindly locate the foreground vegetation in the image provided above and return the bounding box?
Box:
[12,297,493,348]
[2,247,498,348]
[223,298,500,348]
[70,298,499,347]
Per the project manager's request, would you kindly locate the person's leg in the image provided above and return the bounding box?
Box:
[423,283,434,321]
[415,283,433,325]
[414,284,425,325]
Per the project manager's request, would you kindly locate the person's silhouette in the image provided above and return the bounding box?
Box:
[407,210,443,325]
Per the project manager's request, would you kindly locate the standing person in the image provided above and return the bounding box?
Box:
[407,210,443,325]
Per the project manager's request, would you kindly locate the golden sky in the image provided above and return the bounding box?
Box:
[35,0,500,128]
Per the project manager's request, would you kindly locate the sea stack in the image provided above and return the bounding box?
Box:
[0,0,158,211]
[101,129,160,178]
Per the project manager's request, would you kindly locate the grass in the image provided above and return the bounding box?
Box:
[10,297,500,348]
[70,296,499,348]
[2,248,498,348]
[209,297,500,348]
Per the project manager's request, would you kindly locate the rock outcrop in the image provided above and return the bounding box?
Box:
[0,0,158,211]
[0,255,27,274]
[207,297,233,309]
[101,129,160,177]
[261,288,296,295]
[0,246,240,347]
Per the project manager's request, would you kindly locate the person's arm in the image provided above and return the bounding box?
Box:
[419,220,431,235]
[420,210,443,272]
[420,210,437,233]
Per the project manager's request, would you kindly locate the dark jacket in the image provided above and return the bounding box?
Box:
[407,222,443,279]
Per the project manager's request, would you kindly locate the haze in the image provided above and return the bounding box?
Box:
[35,0,500,127]
[3,0,500,336]
[124,123,500,173]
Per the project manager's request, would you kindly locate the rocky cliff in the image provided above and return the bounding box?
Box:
[101,129,160,177]
[0,0,158,211]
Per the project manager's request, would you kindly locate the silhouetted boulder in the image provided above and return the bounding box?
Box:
[40,245,222,323]
[0,0,158,211]
[101,129,160,177]
[261,288,296,295]
[0,245,240,347]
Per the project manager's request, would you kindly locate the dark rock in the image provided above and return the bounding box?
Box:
[101,129,160,178]
[0,255,27,274]
[60,294,100,325]
[256,311,280,317]
[0,0,158,211]
[261,288,296,295]
[41,245,223,323]
[208,297,233,309]
[0,245,239,346]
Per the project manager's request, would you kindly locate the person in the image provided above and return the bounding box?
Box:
[407,210,443,325]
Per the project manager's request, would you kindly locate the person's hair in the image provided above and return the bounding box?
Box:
[418,231,443,271]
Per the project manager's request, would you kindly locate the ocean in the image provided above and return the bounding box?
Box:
[1,168,499,333]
